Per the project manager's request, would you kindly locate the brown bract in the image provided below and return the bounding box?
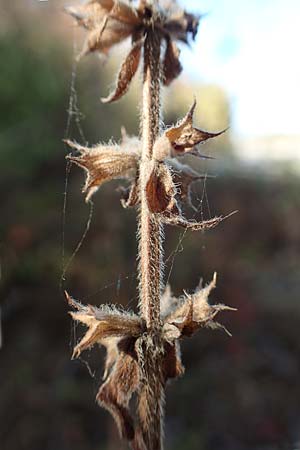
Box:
[65,138,139,202]
[65,0,200,101]
[66,273,234,447]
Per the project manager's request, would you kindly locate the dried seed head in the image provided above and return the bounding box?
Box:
[163,273,236,338]
[65,139,139,202]
[65,0,201,101]
[153,100,227,161]
[165,100,227,156]
[66,291,144,358]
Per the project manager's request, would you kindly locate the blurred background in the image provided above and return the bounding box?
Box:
[1,1,300,450]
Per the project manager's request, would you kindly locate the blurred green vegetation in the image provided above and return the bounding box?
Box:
[1,4,300,450]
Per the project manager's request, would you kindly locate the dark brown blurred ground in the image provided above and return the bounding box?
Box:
[1,2,300,450]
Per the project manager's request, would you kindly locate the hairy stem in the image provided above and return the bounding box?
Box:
[138,30,163,329]
[136,30,165,450]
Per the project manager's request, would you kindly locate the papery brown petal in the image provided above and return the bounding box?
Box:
[146,163,177,213]
[97,352,139,441]
[65,139,138,202]
[161,211,236,231]
[165,100,227,154]
[102,39,142,103]
[163,40,182,86]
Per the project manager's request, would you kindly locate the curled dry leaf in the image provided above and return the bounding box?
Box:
[163,273,236,338]
[163,39,182,86]
[102,37,143,103]
[162,341,185,380]
[146,162,177,213]
[65,139,138,202]
[97,349,139,441]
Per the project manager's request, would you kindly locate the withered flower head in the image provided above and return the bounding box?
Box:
[145,100,232,229]
[66,273,234,447]
[65,138,139,202]
[65,0,200,101]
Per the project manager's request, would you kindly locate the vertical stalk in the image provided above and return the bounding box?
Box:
[139,30,162,330]
[136,30,165,450]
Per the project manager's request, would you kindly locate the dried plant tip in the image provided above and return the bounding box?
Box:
[165,100,227,155]
[146,162,177,213]
[102,37,143,103]
[65,139,138,202]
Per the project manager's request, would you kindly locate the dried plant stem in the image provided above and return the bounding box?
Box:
[139,31,162,329]
[137,31,165,450]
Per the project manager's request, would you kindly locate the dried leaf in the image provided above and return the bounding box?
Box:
[65,139,138,202]
[162,341,185,380]
[66,292,144,358]
[163,40,182,86]
[146,163,177,213]
[102,38,143,103]
[165,100,227,155]
[97,351,139,441]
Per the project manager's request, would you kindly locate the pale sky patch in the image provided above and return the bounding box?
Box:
[179,0,300,138]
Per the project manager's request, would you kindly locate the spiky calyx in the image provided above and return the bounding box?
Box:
[67,274,234,449]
